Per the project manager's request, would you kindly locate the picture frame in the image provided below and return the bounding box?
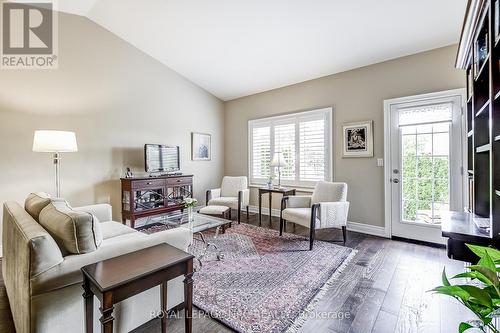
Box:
[191,132,211,161]
[342,121,373,158]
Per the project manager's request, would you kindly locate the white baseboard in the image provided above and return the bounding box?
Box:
[247,205,389,238]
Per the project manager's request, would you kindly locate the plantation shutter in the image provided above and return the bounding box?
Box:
[274,123,296,180]
[251,125,271,180]
[299,117,326,182]
[249,108,331,186]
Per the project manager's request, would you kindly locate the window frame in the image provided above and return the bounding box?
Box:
[248,107,333,188]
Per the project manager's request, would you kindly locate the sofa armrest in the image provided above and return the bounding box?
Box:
[73,204,112,222]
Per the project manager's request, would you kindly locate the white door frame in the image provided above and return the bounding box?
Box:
[383,88,467,240]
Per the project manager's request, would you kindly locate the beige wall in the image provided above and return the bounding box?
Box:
[224,45,465,229]
[0,13,224,234]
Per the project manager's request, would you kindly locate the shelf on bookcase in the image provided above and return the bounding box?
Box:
[495,90,500,101]
[475,100,490,117]
[496,190,500,197]
[468,130,474,138]
[475,54,490,81]
[495,135,500,142]
[476,143,491,153]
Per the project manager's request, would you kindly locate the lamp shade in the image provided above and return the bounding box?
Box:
[270,152,287,167]
[33,130,78,152]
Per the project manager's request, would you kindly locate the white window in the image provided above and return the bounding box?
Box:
[248,108,332,188]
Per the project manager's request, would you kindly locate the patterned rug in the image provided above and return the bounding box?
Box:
[142,223,356,333]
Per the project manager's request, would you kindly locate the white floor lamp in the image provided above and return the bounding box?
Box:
[33,130,78,197]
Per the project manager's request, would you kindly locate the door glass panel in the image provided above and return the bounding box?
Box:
[400,103,451,225]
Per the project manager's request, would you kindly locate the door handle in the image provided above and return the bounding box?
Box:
[392,178,400,184]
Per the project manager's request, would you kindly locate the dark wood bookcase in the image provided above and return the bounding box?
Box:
[443,0,500,261]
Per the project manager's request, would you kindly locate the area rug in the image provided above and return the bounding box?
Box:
[164,223,355,333]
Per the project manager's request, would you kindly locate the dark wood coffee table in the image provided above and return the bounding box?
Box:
[81,243,194,333]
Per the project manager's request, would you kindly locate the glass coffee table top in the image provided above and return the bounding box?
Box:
[151,211,230,234]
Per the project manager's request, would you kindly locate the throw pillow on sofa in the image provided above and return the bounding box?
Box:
[25,192,52,221]
[39,199,103,255]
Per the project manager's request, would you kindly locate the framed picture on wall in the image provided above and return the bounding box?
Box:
[342,121,373,158]
[191,132,211,161]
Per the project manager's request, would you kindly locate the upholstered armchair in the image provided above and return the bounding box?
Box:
[280,181,349,250]
[206,176,250,223]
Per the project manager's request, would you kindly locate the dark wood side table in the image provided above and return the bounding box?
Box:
[81,244,194,333]
[258,187,296,225]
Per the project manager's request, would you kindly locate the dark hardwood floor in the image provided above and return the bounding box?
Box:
[0,212,472,333]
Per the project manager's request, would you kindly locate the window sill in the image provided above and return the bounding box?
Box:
[249,184,315,193]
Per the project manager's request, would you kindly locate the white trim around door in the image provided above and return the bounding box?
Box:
[383,89,467,243]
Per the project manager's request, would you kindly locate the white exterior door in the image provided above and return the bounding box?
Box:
[384,90,465,244]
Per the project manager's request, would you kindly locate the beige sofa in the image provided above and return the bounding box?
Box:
[2,200,192,333]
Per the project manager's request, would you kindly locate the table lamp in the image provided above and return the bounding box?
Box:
[33,130,78,197]
[270,151,287,189]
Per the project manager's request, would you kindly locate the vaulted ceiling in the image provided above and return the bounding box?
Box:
[55,0,467,101]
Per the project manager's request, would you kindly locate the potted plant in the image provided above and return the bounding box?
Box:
[431,244,500,332]
[266,175,275,188]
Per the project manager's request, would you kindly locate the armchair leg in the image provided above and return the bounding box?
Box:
[238,208,241,224]
[246,205,249,221]
[279,214,284,236]
[309,227,315,250]
[310,204,319,251]
[342,226,347,246]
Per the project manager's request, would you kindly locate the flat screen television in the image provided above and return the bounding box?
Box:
[144,144,180,173]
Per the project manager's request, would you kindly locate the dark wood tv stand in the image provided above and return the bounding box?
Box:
[121,174,193,228]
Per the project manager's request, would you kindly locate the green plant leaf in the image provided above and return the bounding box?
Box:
[459,285,493,307]
[478,252,497,273]
[459,322,473,333]
[432,286,470,302]
[467,244,500,262]
[443,268,451,286]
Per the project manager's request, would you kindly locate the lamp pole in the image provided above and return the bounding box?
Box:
[53,152,60,197]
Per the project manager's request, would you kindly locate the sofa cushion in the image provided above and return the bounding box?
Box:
[25,192,51,221]
[100,221,137,239]
[30,227,192,295]
[39,199,103,255]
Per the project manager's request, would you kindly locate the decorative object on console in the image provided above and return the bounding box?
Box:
[191,132,211,161]
[270,151,287,189]
[125,167,133,178]
[183,197,198,223]
[32,130,78,197]
[342,121,373,157]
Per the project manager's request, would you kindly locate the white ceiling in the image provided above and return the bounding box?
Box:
[56,0,467,101]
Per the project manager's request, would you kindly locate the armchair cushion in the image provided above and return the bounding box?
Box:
[220,176,248,197]
[208,197,239,210]
[286,196,311,208]
[311,181,348,204]
[282,208,315,228]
